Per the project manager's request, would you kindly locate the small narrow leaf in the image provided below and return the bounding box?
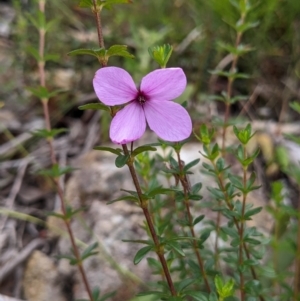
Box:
[115,154,130,168]
[133,246,153,264]
[79,103,110,112]
[183,158,201,171]
[193,215,205,226]
[106,45,134,59]
[32,128,68,138]
[94,146,122,155]
[106,195,139,205]
[132,145,157,156]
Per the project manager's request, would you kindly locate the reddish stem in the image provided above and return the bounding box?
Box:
[38,2,94,300]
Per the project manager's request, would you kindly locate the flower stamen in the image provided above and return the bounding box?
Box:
[138,95,146,105]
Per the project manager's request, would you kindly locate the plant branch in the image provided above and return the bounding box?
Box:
[210,159,264,301]
[221,14,245,154]
[92,0,105,50]
[238,146,248,301]
[37,2,94,300]
[122,145,177,296]
[175,150,211,293]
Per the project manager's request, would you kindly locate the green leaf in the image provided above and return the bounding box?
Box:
[47,211,66,220]
[244,207,262,219]
[218,42,254,56]
[120,189,139,197]
[148,44,173,68]
[235,21,260,33]
[132,145,157,156]
[208,292,218,301]
[32,128,68,138]
[177,278,197,292]
[221,226,239,238]
[233,123,254,144]
[99,291,116,301]
[115,154,130,168]
[244,238,260,245]
[92,287,101,301]
[79,103,110,112]
[167,241,185,257]
[44,53,60,62]
[56,254,78,265]
[27,86,65,99]
[38,164,76,178]
[147,186,177,198]
[200,230,210,243]
[81,242,99,261]
[193,215,205,226]
[258,266,277,278]
[223,278,235,297]
[186,291,208,301]
[133,246,153,264]
[214,275,223,294]
[196,124,215,144]
[290,101,300,114]
[106,195,139,205]
[93,146,122,155]
[101,0,132,9]
[65,206,86,219]
[276,145,289,169]
[68,48,105,58]
[79,0,93,7]
[26,46,40,61]
[191,182,202,194]
[209,69,250,80]
[183,158,200,172]
[106,45,134,59]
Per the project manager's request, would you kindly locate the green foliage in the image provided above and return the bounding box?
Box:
[115,154,130,168]
[148,44,173,68]
[134,246,153,264]
[94,146,123,155]
[214,275,235,300]
[233,124,254,145]
[79,0,132,10]
[79,103,110,112]
[32,128,68,138]
[68,45,134,65]
[77,287,116,301]
[38,164,77,178]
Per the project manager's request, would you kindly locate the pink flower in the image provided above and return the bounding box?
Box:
[93,67,192,144]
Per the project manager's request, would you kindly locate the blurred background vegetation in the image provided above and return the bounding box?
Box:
[1,0,299,127]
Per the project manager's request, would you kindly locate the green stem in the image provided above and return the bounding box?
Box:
[122,145,177,296]
[238,146,248,301]
[210,159,264,301]
[175,150,211,293]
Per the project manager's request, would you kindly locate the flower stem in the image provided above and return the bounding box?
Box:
[92,0,105,50]
[38,2,93,300]
[175,150,211,293]
[122,145,177,296]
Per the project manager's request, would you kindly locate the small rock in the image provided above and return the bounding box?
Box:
[23,251,67,301]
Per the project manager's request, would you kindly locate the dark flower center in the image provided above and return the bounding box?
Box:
[137,91,147,105]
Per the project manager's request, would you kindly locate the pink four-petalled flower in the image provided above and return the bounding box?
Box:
[93,67,192,144]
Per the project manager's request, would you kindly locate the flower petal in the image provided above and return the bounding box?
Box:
[144,100,192,142]
[93,67,137,106]
[110,102,146,144]
[140,68,186,101]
